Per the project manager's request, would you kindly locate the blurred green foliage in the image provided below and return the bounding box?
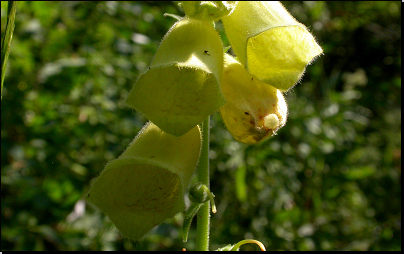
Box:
[1,1,401,251]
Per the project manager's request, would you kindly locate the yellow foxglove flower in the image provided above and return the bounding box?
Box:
[219,54,287,144]
[126,17,225,136]
[221,1,323,91]
[86,122,201,240]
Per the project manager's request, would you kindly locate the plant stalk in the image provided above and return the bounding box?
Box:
[1,1,17,99]
[196,116,210,251]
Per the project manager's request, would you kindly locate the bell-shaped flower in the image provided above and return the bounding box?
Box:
[126,17,225,137]
[219,53,287,144]
[86,122,201,240]
[221,1,323,91]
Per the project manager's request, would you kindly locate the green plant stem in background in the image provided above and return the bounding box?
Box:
[196,116,211,251]
[1,1,17,99]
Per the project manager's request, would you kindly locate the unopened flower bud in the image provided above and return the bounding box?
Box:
[180,1,238,21]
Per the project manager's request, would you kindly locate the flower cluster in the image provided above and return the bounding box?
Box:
[87,1,322,242]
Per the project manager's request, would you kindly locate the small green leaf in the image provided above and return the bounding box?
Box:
[216,244,234,251]
[182,203,203,242]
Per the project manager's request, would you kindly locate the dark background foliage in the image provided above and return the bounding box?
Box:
[1,1,401,251]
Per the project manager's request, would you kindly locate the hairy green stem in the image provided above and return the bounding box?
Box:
[1,1,17,99]
[196,116,210,251]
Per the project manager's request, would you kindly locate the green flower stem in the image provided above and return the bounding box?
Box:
[1,1,17,99]
[196,115,210,251]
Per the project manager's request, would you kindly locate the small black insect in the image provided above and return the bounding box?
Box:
[204,50,210,56]
[244,112,250,115]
